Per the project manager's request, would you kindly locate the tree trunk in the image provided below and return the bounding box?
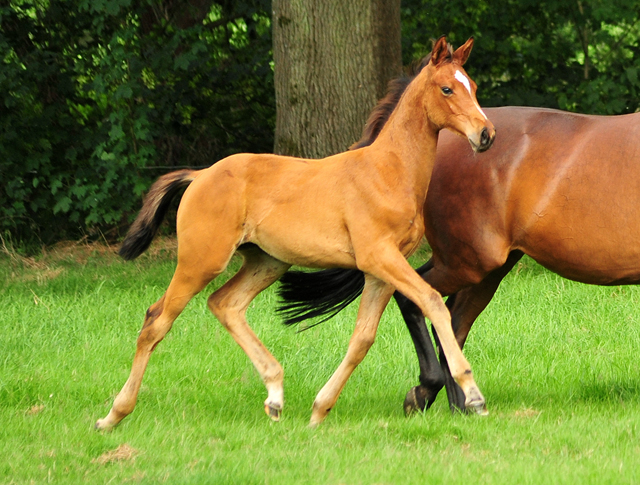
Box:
[272,0,401,158]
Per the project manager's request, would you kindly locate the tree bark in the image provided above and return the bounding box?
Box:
[272,0,401,158]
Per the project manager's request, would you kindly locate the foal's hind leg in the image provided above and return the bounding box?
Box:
[95,264,215,431]
[207,246,290,420]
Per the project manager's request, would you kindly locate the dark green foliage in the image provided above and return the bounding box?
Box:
[401,0,640,113]
[1,0,273,248]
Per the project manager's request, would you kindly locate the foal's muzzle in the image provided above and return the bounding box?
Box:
[470,126,496,153]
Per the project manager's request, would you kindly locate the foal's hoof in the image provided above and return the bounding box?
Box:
[264,403,282,421]
[309,411,327,428]
[95,418,113,432]
[403,386,427,416]
[309,401,331,427]
[464,388,488,416]
[468,401,489,416]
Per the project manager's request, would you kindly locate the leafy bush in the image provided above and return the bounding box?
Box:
[1,0,273,249]
[401,0,640,113]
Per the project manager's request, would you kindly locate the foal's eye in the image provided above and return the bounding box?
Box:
[441,87,453,96]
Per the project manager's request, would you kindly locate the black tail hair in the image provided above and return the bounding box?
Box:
[277,268,365,328]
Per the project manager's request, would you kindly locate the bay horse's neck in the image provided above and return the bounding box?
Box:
[366,67,438,194]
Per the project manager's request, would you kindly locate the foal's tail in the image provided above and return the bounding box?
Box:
[119,169,198,260]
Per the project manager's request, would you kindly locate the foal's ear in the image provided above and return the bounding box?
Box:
[430,36,451,67]
[453,37,474,66]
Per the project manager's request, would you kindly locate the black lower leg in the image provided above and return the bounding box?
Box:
[395,290,445,414]
[433,326,467,413]
[432,292,467,413]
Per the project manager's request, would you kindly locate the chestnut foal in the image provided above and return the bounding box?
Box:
[95,36,494,430]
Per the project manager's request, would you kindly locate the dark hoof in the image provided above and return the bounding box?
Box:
[403,386,428,416]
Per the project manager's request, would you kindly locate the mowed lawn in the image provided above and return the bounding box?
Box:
[2,239,640,484]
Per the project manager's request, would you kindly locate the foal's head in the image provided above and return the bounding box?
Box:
[422,36,495,153]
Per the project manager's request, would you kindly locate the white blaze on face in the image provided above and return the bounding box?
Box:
[454,69,488,120]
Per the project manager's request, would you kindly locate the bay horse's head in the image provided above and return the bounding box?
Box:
[423,36,495,153]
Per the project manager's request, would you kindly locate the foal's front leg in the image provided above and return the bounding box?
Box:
[361,247,487,415]
[430,251,524,413]
[310,275,394,426]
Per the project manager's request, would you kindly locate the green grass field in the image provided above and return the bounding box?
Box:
[2,240,640,484]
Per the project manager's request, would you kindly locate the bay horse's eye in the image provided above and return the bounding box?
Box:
[441,87,453,96]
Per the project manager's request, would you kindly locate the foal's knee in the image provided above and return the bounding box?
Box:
[136,306,174,350]
[207,294,224,322]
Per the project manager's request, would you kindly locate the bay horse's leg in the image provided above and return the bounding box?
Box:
[207,246,290,420]
[95,262,216,430]
[394,261,447,415]
[310,275,395,426]
[359,247,486,414]
[431,251,524,413]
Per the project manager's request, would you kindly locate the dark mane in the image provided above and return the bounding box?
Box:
[350,54,432,150]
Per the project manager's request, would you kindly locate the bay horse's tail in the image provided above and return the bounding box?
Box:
[119,169,198,260]
[277,268,365,326]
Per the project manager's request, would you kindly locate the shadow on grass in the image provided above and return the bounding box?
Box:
[484,375,640,409]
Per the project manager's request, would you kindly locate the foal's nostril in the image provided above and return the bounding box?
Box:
[480,127,490,147]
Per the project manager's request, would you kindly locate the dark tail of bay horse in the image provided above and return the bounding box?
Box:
[119,170,197,261]
[278,268,365,326]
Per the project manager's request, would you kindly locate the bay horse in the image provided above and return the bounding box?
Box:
[278,63,640,415]
[95,36,496,430]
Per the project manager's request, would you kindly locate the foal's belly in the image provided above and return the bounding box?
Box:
[254,237,357,269]
[248,218,357,269]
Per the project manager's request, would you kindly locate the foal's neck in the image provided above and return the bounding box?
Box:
[366,67,439,192]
